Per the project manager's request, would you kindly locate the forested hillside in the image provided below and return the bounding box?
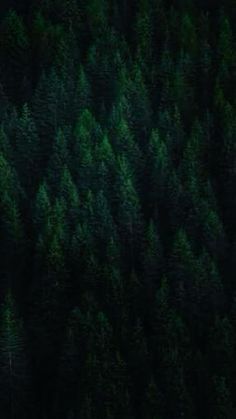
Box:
[0,1,235,418]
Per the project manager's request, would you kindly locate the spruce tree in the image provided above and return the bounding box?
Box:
[0,291,30,419]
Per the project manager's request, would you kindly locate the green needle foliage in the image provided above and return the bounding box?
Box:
[0,1,235,418]
[0,291,30,419]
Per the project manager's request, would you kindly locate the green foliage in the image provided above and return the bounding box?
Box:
[15,104,40,192]
[0,154,24,282]
[135,0,153,66]
[0,10,29,100]
[86,0,109,35]
[0,1,235,418]
[0,291,30,418]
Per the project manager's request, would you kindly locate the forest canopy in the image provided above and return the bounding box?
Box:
[0,1,235,418]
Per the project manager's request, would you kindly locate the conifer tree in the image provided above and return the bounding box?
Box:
[0,10,30,101]
[15,104,40,193]
[0,291,30,419]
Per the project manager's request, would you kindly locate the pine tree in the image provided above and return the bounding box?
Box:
[14,104,40,193]
[0,10,30,102]
[0,125,11,159]
[59,166,80,230]
[115,155,142,269]
[135,0,153,68]
[34,181,51,235]
[142,220,163,308]
[86,0,109,36]
[0,291,30,419]
[76,66,92,114]
[125,63,151,139]
[47,128,69,194]
[0,153,24,290]
[73,109,100,193]
[169,228,199,313]
[146,129,170,218]
[180,12,197,56]
[153,279,194,419]
[33,70,65,154]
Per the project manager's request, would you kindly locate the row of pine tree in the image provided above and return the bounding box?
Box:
[0,0,235,418]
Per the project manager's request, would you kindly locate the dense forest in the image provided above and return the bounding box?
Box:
[0,0,235,418]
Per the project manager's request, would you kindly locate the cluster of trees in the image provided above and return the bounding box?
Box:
[0,0,235,418]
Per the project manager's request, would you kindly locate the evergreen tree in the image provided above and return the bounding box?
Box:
[0,1,234,417]
[169,228,199,314]
[146,128,170,219]
[0,10,30,102]
[115,155,142,269]
[142,220,163,309]
[0,291,30,419]
[0,153,24,290]
[14,104,40,193]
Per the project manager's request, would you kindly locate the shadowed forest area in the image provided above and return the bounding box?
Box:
[0,0,235,418]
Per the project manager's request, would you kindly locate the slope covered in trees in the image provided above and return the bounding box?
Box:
[0,1,235,418]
